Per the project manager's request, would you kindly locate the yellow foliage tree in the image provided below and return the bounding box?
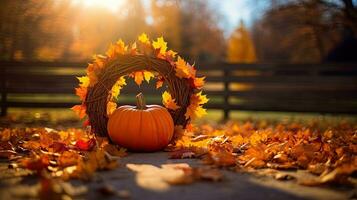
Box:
[227,21,257,63]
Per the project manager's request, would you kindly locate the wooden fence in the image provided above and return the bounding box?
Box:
[1,61,357,118]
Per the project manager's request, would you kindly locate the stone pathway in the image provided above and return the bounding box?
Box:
[0,152,354,200]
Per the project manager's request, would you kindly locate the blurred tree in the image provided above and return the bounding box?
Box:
[0,0,75,61]
[227,21,257,63]
[0,0,226,62]
[178,0,226,62]
[118,0,147,42]
[150,0,181,50]
[69,7,121,60]
[149,0,225,62]
[70,0,147,60]
[252,0,357,63]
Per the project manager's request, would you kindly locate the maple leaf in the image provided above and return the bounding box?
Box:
[75,87,87,101]
[138,33,150,44]
[107,101,117,116]
[193,77,205,89]
[209,151,236,167]
[92,55,106,69]
[111,76,126,98]
[116,39,127,54]
[86,64,98,87]
[133,71,144,86]
[193,91,209,105]
[130,42,138,55]
[162,91,180,110]
[156,80,164,89]
[165,50,177,62]
[77,76,89,88]
[185,105,207,120]
[71,104,86,119]
[174,56,196,79]
[185,92,209,120]
[103,144,127,157]
[106,43,116,58]
[152,36,167,54]
[143,71,154,83]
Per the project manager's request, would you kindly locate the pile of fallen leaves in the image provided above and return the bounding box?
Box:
[169,121,357,186]
[0,119,356,193]
[0,127,127,181]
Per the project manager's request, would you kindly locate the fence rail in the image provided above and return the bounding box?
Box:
[1,61,357,118]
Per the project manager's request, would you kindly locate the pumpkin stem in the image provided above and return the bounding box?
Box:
[136,93,147,110]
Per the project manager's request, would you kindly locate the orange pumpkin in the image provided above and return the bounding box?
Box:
[107,93,174,151]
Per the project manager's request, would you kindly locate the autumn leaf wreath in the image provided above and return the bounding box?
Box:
[72,33,208,144]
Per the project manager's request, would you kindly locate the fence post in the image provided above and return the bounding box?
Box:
[223,68,229,120]
[1,64,7,116]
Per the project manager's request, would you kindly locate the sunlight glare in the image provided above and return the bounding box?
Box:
[73,0,125,12]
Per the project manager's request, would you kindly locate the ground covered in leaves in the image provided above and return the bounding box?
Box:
[0,112,356,199]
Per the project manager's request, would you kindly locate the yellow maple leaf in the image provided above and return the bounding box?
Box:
[107,101,117,116]
[184,92,209,120]
[138,33,150,44]
[143,71,154,83]
[118,76,126,86]
[152,36,167,54]
[77,76,89,88]
[106,43,116,58]
[192,91,209,105]
[166,50,177,58]
[116,39,127,54]
[162,91,180,110]
[185,105,207,120]
[111,76,126,98]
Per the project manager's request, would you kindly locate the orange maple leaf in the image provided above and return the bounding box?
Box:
[71,104,86,119]
[75,87,87,101]
[156,79,164,89]
[115,39,127,54]
[132,71,153,86]
[175,57,196,79]
[133,71,144,86]
[193,77,205,89]
[162,91,180,110]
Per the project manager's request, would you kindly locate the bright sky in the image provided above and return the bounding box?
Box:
[212,0,253,34]
[73,0,261,35]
